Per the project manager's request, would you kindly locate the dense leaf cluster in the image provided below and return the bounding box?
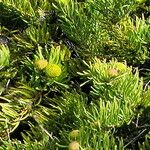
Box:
[0,0,150,149]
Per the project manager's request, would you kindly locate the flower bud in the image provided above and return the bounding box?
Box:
[69,130,79,140]
[45,64,62,77]
[107,68,118,77]
[34,59,48,70]
[69,141,80,150]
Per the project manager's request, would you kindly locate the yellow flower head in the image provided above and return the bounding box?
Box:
[69,141,80,150]
[45,64,62,77]
[34,59,48,70]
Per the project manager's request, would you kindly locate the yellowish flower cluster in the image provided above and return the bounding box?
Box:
[108,62,127,77]
[34,59,62,77]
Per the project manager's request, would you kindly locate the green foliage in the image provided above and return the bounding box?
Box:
[0,0,150,149]
[55,0,150,64]
[1,0,52,23]
[139,132,150,150]
[0,125,57,150]
[118,15,150,64]
[44,91,125,149]
[14,22,50,48]
[0,44,10,69]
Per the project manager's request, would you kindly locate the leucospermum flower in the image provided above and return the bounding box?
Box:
[45,64,62,77]
[69,130,80,140]
[34,59,48,70]
[69,141,80,150]
[107,68,118,77]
